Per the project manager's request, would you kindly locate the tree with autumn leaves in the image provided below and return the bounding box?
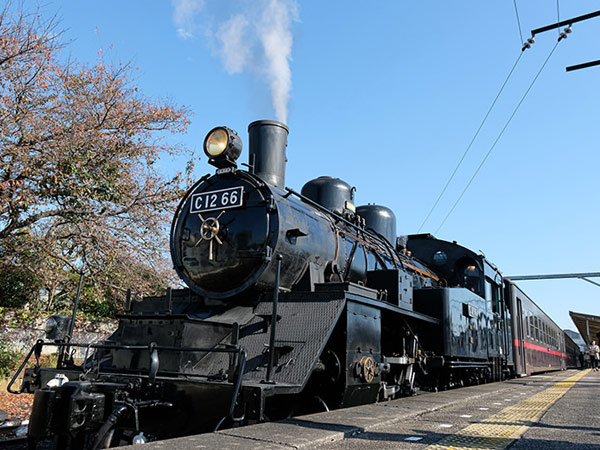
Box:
[0,5,193,313]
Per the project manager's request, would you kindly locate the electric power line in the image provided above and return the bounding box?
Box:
[417,51,524,232]
[513,0,524,44]
[557,0,561,36]
[434,41,561,234]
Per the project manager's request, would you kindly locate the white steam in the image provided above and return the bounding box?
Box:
[217,14,251,74]
[258,0,295,124]
[171,0,298,123]
[171,0,205,39]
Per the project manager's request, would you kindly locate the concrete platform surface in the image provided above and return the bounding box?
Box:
[126,369,597,449]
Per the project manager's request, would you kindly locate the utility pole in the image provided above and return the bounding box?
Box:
[528,10,600,72]
[506,272,600,288]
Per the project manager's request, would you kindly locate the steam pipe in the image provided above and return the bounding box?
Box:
[90,405,129,450]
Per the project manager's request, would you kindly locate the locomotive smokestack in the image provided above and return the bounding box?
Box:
[248,120,289,189]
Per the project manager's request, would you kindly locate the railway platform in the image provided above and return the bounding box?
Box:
[128,369,597,449]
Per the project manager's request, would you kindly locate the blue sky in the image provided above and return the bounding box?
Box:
[24,0,600,330]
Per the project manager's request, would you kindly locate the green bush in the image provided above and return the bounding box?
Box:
[0,267,41,308]
[80,297,118,320]
[0,338,22,378]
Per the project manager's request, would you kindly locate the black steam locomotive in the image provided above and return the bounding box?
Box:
[9,120,578,448]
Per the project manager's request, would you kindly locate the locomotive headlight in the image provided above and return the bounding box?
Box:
[203,126,242,168]
[205,128,228,156]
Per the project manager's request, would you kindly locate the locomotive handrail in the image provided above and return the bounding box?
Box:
[264,255,283,383]
[285,187,439,281]
[285,187,404,268]
[7,339,43,394]
[41,341,242,353]
[284,187,393,249]
[9,339,246,393]
[214,349,248,432]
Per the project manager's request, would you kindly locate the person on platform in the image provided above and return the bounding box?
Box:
[589,340,600,371]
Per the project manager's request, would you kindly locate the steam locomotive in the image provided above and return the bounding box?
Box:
[9,120,579,448]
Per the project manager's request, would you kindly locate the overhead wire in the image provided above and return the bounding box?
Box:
[418,2,531,233]
[556,0,561,36]
[434,40,562,234]
[417,52,524,232]
[513,0,524,44]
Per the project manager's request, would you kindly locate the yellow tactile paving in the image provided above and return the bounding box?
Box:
[426,370,591,450]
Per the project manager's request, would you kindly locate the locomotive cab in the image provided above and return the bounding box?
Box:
[407,234,510,384]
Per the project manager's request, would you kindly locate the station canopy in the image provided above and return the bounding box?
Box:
[569,311,600,344]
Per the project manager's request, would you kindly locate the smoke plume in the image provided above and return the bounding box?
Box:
[171,0,298,123]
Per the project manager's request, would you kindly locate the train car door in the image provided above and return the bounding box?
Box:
[516,298,526,375]
[501,289,513,373]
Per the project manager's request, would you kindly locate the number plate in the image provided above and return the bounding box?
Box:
[190,187,244,213]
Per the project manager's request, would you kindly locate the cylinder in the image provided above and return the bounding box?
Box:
[248,120,289,189]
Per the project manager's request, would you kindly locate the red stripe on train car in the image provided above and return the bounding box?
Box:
[513,339,566,358]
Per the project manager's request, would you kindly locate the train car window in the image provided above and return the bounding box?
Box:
[493,284,501,314]
[530,313,534,338]
[528,313,533,338]
[492,284,502,314]
[542,323,546,344]
[485,278,502,314]
[463,264,482,296]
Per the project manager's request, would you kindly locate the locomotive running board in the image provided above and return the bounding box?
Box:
[445,360,491,369]
[315,282,440,325]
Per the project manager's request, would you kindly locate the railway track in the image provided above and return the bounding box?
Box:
[0,436,27,450]
[0,425,27,450]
